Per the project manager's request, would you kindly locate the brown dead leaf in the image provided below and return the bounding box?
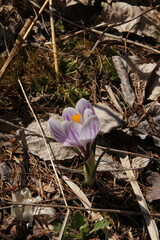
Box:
[33,228,51,238]
[101,2,160,41]
[43,184,55,193]
[10,224,29,238]
[0,162,11,181]
[131,157,150,169]
[1,215,15,231]
[146,172,160,202]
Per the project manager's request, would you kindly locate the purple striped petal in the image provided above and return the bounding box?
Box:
[49,118,67,144]
[62,121,84,150]
[79,115,100,148]
[76,98,95,116]
[83,108,95,122]
[62,107,78,121]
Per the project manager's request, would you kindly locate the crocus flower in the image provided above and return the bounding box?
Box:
[49,98,101,185]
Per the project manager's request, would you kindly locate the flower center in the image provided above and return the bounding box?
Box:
[71,113,82,123]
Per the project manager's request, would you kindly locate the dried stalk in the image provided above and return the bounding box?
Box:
[58,209,70,239]
[49,0,60,83]
[120,154,159,240]
[18,80,68,205]
[62,175,116,240]
[18,79,69,239]
[0,17,33,79]
[29,0,160,55]
[2,201,160,217]
[105,84,123,114]
[22,0,49,40]
[0,0,49,80]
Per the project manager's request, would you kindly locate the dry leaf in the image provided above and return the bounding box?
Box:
[131,102,160,147]
[112,56,136,106]
[11,188,56,225]
[62,175,116,240]
[0,162,11,181]
[113,55,159,105]
[43,184,55,193]
[96,148,127,180]
[147,63,160,101]
[94,102,124,134]
[101,2,160,42]
[131,157,150,169]
[146,172,160,202]
[17,119,77,161]
[120,155,159,240]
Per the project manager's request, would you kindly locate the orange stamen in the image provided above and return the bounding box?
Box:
[71,113,81,123]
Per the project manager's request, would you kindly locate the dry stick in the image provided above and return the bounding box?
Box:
[49,0,60,83]
[91,28,160,54]
[58,209,70,240]
[0,117,52,139]
[18,79,68,207]
[131,98,158,128]
[0,0,49,80]
[0,17,33,79]
[18,79,68,240]
[29,0,160,55]
[97,145,160,162]
[0,23,10,55]
[2,201,160,217]
[22,0,49,41]
[120,155,159,240]
[93,6,157,31]
[105,84,123,114]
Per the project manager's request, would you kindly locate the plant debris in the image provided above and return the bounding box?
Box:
[0,0,160,239]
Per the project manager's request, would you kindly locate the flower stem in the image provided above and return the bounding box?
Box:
[84,151,96,186]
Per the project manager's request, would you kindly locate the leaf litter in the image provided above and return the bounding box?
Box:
[0,0,160,239]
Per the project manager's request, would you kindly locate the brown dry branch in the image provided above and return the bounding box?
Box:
[29,0,160,54]
[29,0,160,55]
[105,85,123,114]
[0,17,33,79]
[120,154,159,239]
[1,201,160,218]
[94,28,160,54]
[18,79,67,203]
[18,79,70,239]
[131,98,158,128]
[0,0,50,80]
[49,0,60,83]
[22,0,49,40]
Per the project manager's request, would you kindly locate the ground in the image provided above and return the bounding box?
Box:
[0,1,160,240]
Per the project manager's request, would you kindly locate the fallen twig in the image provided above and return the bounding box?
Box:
[120,154,159,240]
[29,0,160,55]
[2,201,160,217]
[49,0,60,83]
[0,17,33,79]
[18,79,68,209]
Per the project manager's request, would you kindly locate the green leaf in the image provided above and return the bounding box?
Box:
[90,219,110,233]
[76,222,90,239]
[53,222,62,234]
[72,211,86,229]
